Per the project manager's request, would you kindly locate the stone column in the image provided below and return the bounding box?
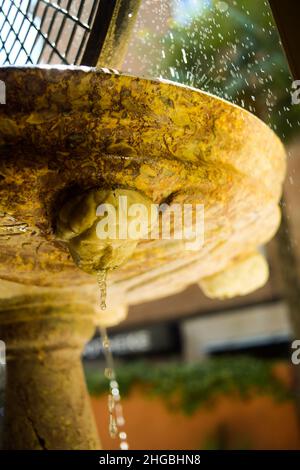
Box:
[0,283,101,450]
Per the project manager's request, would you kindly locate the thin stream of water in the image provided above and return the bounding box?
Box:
[97,270,107,310]
[97,271,129,450]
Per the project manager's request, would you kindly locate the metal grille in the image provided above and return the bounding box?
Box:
[0,0,102,65]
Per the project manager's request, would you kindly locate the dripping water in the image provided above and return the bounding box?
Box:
[100,327,129,449]
[97,271,129,450]
[97,269,107,310]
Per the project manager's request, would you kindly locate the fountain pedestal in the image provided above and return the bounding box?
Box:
[0,284,100,450]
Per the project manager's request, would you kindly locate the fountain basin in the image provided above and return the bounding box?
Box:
[0,66,286,303]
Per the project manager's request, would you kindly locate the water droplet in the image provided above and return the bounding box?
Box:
[108,393,115,413]
[104,367,114,379]
[120,441,129,450]
[117,415,125,427]
[110,380,118,389]
[111,387,120,398]
[97,269,107,310]
[181,48,187,64]
[109,415,118,438]
[216,1,229,13]
[102,335,110,350]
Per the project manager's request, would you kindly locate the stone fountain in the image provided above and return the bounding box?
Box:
[0,65,285,449]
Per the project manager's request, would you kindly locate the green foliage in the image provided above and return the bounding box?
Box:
[85,356,291,415]
[145,0,300,141]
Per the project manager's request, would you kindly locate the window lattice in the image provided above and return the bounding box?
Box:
[0,0,101,65]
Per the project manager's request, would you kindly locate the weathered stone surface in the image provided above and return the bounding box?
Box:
[0,283,101,449]
[0,66,286,303]
[0,65,287,451]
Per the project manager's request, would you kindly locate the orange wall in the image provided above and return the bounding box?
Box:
[91,389,300,450]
